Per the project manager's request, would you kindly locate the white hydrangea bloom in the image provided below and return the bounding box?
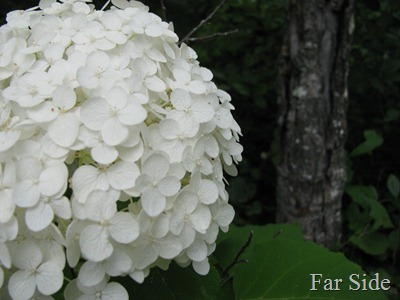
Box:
[8,241,63,299]
[0,0,243,298]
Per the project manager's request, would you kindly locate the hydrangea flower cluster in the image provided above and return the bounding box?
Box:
[0,0,242,298]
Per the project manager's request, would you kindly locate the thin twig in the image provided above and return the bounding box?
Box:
[272,228,283,239]
[160,0,167,21]
[186,29,239,42]
[220,230,254,285]
[179,0,228,45]
[101,0,111,11]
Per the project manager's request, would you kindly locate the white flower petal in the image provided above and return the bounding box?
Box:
[173,69,190,83]
[0,243,11,268]
[0,130,20,152]
[193,259,210,275]
[80,225,113,262]
[51,196,72,219]
[132,243,158,270]
[85,190,117,221]
[0,267,3,289]
[197,179,218,204]
[117,141,143,163]
[159,119,180,139]
[8,270,36,300]
[66,221,86,268]
[145,24,164,37]
[215,107,233,129]
[101,282,129,300]
[36,261,63,295]
[157,235,182,259]
[13,180,40,208]
[158,176,180,197]
[142,152,169,181]
[72,165,109,202]
[180,225,196,249]
[0,189,15,223]
[186,239,207,262]
[214,204,235,227]
[92,143,118,164]
[102,118,128,146]
[144,76,166,92]
[188,80,207,94]
[39,166,67,197]
[118,102,147,126]
[109,212,139,243]
[48,113,79,147]
[169,212,184,235]
[190,205,211,233]
[141,188,166,217]
[77,67,98,89]
[105,31,127,44]
[52,86,76,110]
[80,97,111,130]
[78,261,106,287]
[107,161,140,190]
[12,241,42,270]
[104,249,131,276]
[25,202,54,232]
[170,89,191,110]
[27,102,58,123]
[191,100,215,123]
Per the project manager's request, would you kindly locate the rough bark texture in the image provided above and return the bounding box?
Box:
[276,0,355,249]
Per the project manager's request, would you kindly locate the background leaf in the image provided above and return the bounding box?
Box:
[350,130,383,157]
[387,174,400,198]
[350,232,390,256]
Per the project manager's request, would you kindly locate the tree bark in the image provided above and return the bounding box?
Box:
[276,0,355,249]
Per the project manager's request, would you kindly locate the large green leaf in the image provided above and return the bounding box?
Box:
[234,239,389,300]
[124,263,220,300]
[214,224,303,272]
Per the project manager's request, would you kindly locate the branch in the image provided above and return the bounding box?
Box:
[185,29,239,43]
[160,0,167,21]
[179,0,228,45]
[221,230,254,285]
[101,0,111,11]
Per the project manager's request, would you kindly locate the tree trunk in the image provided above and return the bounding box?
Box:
[276,0,355,249]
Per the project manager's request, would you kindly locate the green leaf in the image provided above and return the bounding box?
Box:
[345,185,393,229]
[387,174,400,198]
[124,263,220,300]
[345,202,370,233]
[350,130,383,157]
[350,232,389,256]
[214,224,303,273]
[234,239,388,300]
[345,185,378,209]
[217,279,235,300]
[382,108,400,123]
[369,200,393,230]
